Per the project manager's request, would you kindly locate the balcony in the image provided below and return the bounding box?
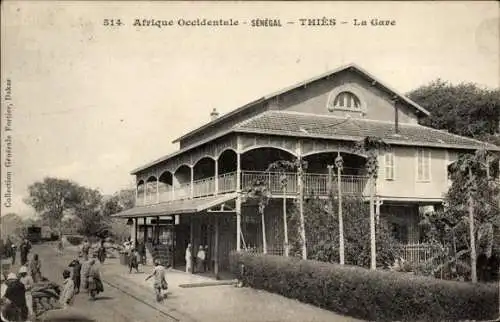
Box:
[136,171,369,206]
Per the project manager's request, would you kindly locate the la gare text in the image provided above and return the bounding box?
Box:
[124,18,396,28]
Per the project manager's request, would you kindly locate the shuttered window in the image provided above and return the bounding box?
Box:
[384,151,395,180]
[416,148,431,182]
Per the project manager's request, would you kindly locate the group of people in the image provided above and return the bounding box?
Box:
[0,251,43,322]
[184,244,209,274]
[123,238,146,274]
[1,238,33,267]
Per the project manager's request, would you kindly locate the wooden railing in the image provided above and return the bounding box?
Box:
[218,172,237,194]
[193,177,216,198]
[135,170,369,205]
[174,182,191,200]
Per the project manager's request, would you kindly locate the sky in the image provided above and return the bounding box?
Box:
[1,1,499,218]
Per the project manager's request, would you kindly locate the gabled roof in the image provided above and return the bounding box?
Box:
[172,63,430,144]
[131,110,500,175]
[233,111,500,151]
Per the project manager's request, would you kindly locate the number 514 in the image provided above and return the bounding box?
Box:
[103,19,123,26]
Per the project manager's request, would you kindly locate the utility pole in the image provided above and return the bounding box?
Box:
[335,153,345,265]
[468,166,477,283]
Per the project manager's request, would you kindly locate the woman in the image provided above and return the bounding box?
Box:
[59,269,75,308]
[29,253,42,282]
[97,240,106,264]
[145,259,167,302]
[18,266,34,319]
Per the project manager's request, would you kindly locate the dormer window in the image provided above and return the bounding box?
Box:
[327,85,366,114]
[333,92,361,109]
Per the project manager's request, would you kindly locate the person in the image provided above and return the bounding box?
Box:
[59,269,75,309]
[29,253,42,283]
[128,248,140,273]
[57,239,64,256]
[19,239,31,266]
[1,272,28,322]
[145,259,167,302]
[68,258,81,294]
[18,265,34,319]
[137,240,146,265]
[196,245,206,273]
[204,245,210,272]
[81,239,90,261]
[4,237,12,259]
[185,244,192,273]
[11,243,17,265]
[88,259,103,297]
[80,257,91,293]
[97,240,106,264]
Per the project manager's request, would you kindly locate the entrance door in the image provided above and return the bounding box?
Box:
[174,224,190,269]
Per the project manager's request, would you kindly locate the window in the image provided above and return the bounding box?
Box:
[384,150,395,180]
[391,223,409,243]
[416,148,431,182]
[333,91,361,110]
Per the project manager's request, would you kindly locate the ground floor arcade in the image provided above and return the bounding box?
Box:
[114,194,442,278]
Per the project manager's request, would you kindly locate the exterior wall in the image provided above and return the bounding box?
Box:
[272,70,419,124]
[178,69,421,149]
[179,103,268,149]
[377,146,450,200]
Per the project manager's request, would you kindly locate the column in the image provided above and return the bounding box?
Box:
[214,159,219,195]
[156,178,160,203]
[236,152,242,251]
[190,216,194,274]
[143,217,148,242]
[134,218,138,245]
[236,196,242,251]
[156,216,160,244]
[190,167,194,199]
[214,215,220,280]
[135,183,138,206]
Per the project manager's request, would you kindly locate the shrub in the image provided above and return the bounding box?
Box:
[230,252,498,321]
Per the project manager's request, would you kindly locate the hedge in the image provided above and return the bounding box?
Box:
[229,252,498,321]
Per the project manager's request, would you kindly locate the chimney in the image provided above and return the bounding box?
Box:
[210,108,219,121]
[393,97,399,134]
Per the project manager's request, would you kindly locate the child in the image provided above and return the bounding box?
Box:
[128,248,139,273]
[68,258,81,294]
[145,259,167,302]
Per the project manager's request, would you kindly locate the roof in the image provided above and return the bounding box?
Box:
[111,193,237,218]
[171,63,430,144]
[233,111,500,151]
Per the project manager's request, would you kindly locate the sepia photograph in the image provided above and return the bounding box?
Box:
[1,1,499,321]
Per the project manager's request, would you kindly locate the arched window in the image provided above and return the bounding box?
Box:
[333,91,361,109]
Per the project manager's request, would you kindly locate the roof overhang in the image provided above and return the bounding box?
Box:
[112,193,237,218]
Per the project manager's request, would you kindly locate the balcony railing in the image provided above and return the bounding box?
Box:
[136,170,369,206]
[399,243,443,265]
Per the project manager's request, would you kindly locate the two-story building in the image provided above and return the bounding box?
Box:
[113,63,500,276]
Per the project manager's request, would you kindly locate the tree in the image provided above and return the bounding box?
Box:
[407,80,500,138]
[354,136,390,270]
[24,178,82,238]
[288,195,399,269]
[73,186,108,237]
[103,189,136,241]
[267,158,309,259]
[242,179,271,254]
[419,149,500,281]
